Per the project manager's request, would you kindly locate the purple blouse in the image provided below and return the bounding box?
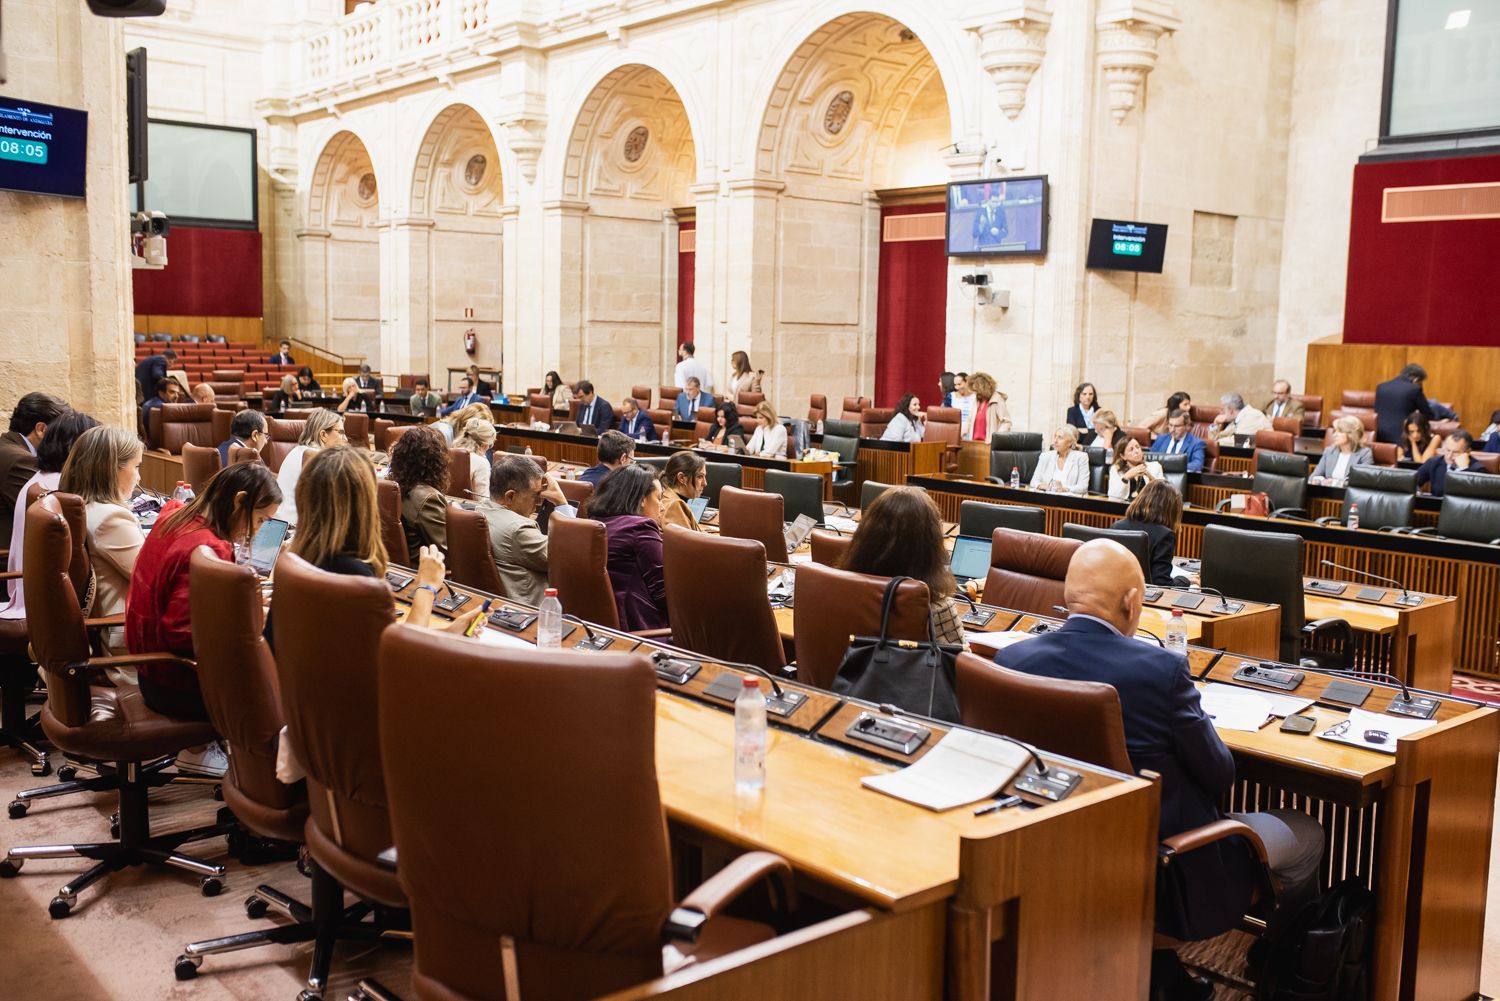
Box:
[599,514,669,631]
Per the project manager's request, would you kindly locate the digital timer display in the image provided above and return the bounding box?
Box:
[0,96,87,198]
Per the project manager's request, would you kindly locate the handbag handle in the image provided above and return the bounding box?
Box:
[874,576,908,647]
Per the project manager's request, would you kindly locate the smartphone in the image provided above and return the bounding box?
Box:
[1279,714,1317,734]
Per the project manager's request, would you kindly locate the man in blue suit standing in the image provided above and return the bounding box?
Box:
[1149,408,1206,473]
[574,380,614,434]
[992,540,1323,999]
[672,377,715,421]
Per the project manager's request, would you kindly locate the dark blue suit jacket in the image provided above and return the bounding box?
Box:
[1149,432,1206,473]
[620,411,659,442]
[440,392,483,416]
[218,437,247,467]
[135,355,168,396]
[1374,377,1432,446]
[993,616,1251,939]
[577,397,615,434]
[579,464,611,488]
[673,392,715,421]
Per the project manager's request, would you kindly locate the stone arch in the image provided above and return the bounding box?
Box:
[558,61,701,206]
[306,129,379,230]
[408,102,505,218]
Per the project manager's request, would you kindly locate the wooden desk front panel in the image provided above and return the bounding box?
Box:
[855,441,945,493]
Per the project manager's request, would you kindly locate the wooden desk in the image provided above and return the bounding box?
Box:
[384,573,1159,1000]
[853,440,947,496]
[1299,579,1456,692]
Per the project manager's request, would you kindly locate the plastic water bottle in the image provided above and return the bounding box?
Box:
[815,419,824,435]
[1165,609,1188,656]
[1010,466,1020,489]
[172,481,194,504]
[734,677,767,793]
[536,588,563,649]
[1347,503,1360,531]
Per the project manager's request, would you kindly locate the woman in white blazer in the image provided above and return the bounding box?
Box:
[1107,437,1164,501]
[1030,425,1090,494]
[745,402,788,458]
[1309,415,1374,486]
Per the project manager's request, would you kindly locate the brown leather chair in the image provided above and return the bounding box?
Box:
[174,547,314,981]
[229,445,263,466]
[263,417,305,473]
[1253,429,1294,454]
[270,554,408,999]
[923,406,961,470]
[1342,389,1375,410]
[1200,437,1221,473]
[447,448,473,498]
[859,407,895,439]
[204,381,244,400]
[529,394,553,424]
[718,486,785,561]
[648,408,673,440]
[181,442,221,496]
[385,423,420,452]
[559,478,594,506]
[808,393,828,425]
[981,528,1081,615]
[1,495,230,918]
[445,506,505,597]
[1188,404,1220,440]
[210,407,235,446]
[1120,426,1152,449]
[1270,416,1301,437]
[659,385,681,407]
[376,631,793,1001]
[1470,452,1500,474]
[737,391,766,410]
[792,562,930,691]
[147,403,217,455]
[376,479,409,566]
[209,369,246,384]
[663,526,785,672]
[1329,409,1377,436]
[1368,441,1399,467]
[371,418,395,452]
[839,396,869,423]
[1294,394,1323,427]
[808,529,851,567]
[631,385,653,410]
[344,412,370,449]
[546,516,622,629]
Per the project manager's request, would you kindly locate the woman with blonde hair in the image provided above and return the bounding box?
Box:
[1030,424,1089,494]
[435,401,491,445]
[268,374,299,414]
[728,351,764,399]
[452,416,496,499]
[1310,415,1374,486]
[275,408,346,526]
[745,401,787,457]
[59,426,145,657]
[1092,409,1123,458]
[962,372,1013,440]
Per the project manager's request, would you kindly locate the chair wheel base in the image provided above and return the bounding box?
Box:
[48,896,72,919]
[8,800,28,819]
[31,759,51,777]
[57,765,77,781]
[200,876,223,897]
[0,858,22,877]
[174,955,201,981]
[245,893,269,919]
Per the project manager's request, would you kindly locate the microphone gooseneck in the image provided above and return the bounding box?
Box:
[1319,559,1412,603]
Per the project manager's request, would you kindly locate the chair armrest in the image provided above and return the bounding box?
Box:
[986,476,1004,485]
[1409,527,1438,537]
[1314,516,1341,526]
[0,571,20,581]
[631,628,673,640]
[1271,507,1312,521]
[1159,818,1268,867]
[665,851,796,944]
[85,614,127,630]
[1214,499,1232,512]
[62,651,195,680]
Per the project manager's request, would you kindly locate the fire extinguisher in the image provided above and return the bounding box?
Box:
[463,328,477,356]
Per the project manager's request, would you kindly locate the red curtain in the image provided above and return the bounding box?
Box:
[876,203,948,408]
[132,226,262,317]
[677,220,695,346]
[1344,153,1500,347]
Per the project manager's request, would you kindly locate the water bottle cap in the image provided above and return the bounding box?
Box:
[1171,609,1183,618]
[742,676,760,688]
[544,587,558,597]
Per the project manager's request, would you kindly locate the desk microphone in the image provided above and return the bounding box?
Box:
[1315,666,1439,718]
[875,702,1048,777]
[1135,627,1164,647]
[648,642,789,699]
[1190,585,1235,613]
[1318,559,1417,605]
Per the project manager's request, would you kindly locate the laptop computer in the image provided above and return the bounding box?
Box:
[948,535,991,582]
[554,421,581,434]
[687,496,710,522]
[783,513,818,555]
[245,518,290,578]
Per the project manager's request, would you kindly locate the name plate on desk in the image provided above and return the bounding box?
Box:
[1357,586,1386,602]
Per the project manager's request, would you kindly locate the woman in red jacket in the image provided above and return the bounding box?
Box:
[126,461,282,722]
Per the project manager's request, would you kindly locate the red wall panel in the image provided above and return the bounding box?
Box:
[1344,154,1500,347]
[875,203,949,409]
[676,220,695,347]
[132,226,263,318]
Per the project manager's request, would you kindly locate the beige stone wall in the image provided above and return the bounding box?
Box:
[1,2,132,428]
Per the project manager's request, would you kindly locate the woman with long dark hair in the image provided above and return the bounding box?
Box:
[583,464,668,630]
[659,451,707,532]
[706,401,744,447]
[1066,382,1100,445]
[388,425,451,555]
[881,394,925,443]
[838,486,964,645]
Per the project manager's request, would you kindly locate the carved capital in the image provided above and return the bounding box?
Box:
[499,116,547,185]
[1095,1,1181,124]
[972,3,1053,121]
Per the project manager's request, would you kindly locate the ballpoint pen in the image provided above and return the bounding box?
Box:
[974,794,1023,816]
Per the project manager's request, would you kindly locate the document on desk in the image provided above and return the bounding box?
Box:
[1198,685,1277,731]
[1201,682,1313,720]
[475,628,535,651]
[861,729,1030,812]
[825,515,860,534]
[1318,707,1435,754]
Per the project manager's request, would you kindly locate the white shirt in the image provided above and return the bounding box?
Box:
[953,391,976,429]
[1107,460,1164,501]
[880,412,924,443]
[0,470,60,619]
[747,421,788,458]
[276,445,312,526]
[1029,449,1089,495]
[675,357,713,393]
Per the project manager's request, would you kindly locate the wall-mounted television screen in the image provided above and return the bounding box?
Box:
[945,175,1048,257]
[1086,218,1168,273]
[0,97,88,199]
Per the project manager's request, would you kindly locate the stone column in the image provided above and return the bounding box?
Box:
[382,217,434,378]
[688,181,719,388]
[722,178,784,401]
[540,200,590,380]
[294,229,332,349]
[498,203,522,394]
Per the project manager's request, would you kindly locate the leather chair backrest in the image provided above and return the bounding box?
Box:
[211,407,235,445]
[205,381,244,399]
[634,456,668,474]
[401,374,430,390]
[923,408,961,450]
[1254,430,1294,454]
[958,500,1044,539]
[664,526,785,671]
[955,653,1132,773]
[1147,452,1189,494]
[378,632,671,999]
[792,562,930,691]
[764,469,823,525]
[148,403,217,455]
[819,419,857,440]
[1294,394,1323,427]
[270,553,403,904]
[264,417,305,473]
[718,485,786,560]
[860,479,896,511]
[371,418,394,452]
[1251,450,1310,513]
[737,391,766,409]
[1200,524,1304,661]
[24,495,95,729]
[229,445,263,466]
[982,528,1081,616]
[547,516,621,629]
[990,448,1042,484]
[1471,452,1500,474]
[659,385,681,404]
[1061,523,1151,580]
[808,529,852,567]
[631,385,653,409]
[1086,447,1109,494]
[1431,419,1461,440]
[1270,416,1301,437]
[694,406,716,425]
[647,408,672,437]
[376,478,409,566]
[1330,408,1376,434]
[703,461,742,507]
[181,442,222,496]
[990,432,1044,452]
[859,407,895,439]
[446,506,506,596]
[1189,404,1221,428]
[1437,471,1500,543]
[822,432,859,467]
[1120,426,1151,449]
[1368,441,1398,467]
[1341,466,1416,530]
[840,396,869,422]
[808,393,827,424]
[528,394,553,424]
[189,547,306,839]
[1342,389,1375,409]
[344,412,370,449]
[447,448,473,499]
[1201,436,1221,473]
[385,424,420,454]
[559,478,594,506]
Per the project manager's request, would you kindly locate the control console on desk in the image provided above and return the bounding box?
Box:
[1203,655,1471,723]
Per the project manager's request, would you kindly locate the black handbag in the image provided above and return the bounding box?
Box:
[830,577,962,722]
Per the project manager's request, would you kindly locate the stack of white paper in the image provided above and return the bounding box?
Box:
[475,628,535,651]
[862,729,1030,811]
[1201,682,1313,719]
[1199,685,1276,732]
[1319,707,1436,753]
[825,515,859,533]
